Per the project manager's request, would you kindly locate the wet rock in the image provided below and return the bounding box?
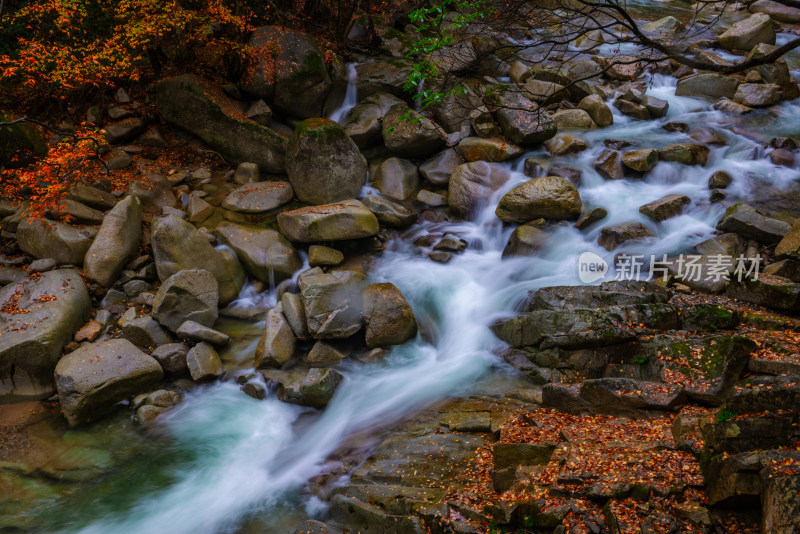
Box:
[363,283,418,348]
[297,368,343,408]
[186,342,223,381]
[659,143,709,166]
[361,196,416,229]
[416,189,447,207]
[733,83,782,107]
[745,43,800,99]
[496,176,582,223]
[727,274,800,311]
[433,236,467,253]
[675,73,741,99]
[382,104,445,158]
[708,170,733,189]
[575,207,608,230]
[598,222,655,250]
[215,222,301,283]
[613,99,650,120]
[152,269,218,333]
[308,245,344,267]
[502,223,549,257]
[255,307,296,367]
[593,150,624,180]
[299,270,367,339]
[621,148,659,172]
[307,340,349,365]
[17,218,96,265]
[639,194,690,221]
[277,200,380,242]
[522,78,567,104]
[769,148,796,167]
[291,521,343,534]
[718,13,775,51]
[342,94,405,148]
[716,203,790,244]
[222,181,294,213]
[487,88,557,146]
[690,128,728,146]
[0,269,91,400]
[457,137,524,162]
[714,98,754,114]
[151,343,189,375]
[156,75,286,172]
[152,214,244,305]
[55,338,163,425]
[241,26,331,118]
[176,320,229,345]
[419,149,462,185]
[550,109,596,130]
[695,233,746,257]
[544,134,588,156]
[578,95,613,127]
[373,157,420,201]
[448,161,510,218]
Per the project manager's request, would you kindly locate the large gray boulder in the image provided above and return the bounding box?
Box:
[716,203,790,244]
[718,13,775,51]
[362,283,418,348]
[83,195,142,287]
[675,73,741,99]
[156,75,287,173]
[240,26,332,119]
[286,118,367,205]
[151,215,245,305]
[496,176,582,223]
[17,218,96,265]
[487,88,557,146]
[448,161,510,218]
[215,222,301,283]
[54,339,163,426]
[299,270,367,339]
[152,269,218,333]
[277,200,379,242]
[0,269,91,400]
[382,104,446,158]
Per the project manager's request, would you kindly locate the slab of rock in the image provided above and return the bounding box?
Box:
[639,194,690,221]
[176,320,229,345]
[0,269,91,400]
[598,222,655,250]
[186,342,223,381]
[255,307,296,367]
[457,137,524,162]
[299,270,366,339]
[496,176,582,223]
[286,118,367,205]
[281,292,309,339]
[54,339,163,425]
[152,269,218,333]
[527,281,669,311]
[277,200,379,242]
[222,181,294,213]
[17,218,96,265]
[727,274,800,311]
[362,283,418,348]
[448,161,510,218]
[215,222,301,283]
[675,73,741,99]
[715,203,790,244]
[487,88,557,146]
[718,13,775,51]
[579,378,686,415]
[361,196,416,229]
[83,195,141,287]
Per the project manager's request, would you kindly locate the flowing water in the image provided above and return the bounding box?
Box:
[24,32,800,534]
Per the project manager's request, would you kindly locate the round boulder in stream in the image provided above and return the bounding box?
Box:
[448,161,510,218]
[495,176,582,223]
[362,283,418,348]
[285,118,367,205]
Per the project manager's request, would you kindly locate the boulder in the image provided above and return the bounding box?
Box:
[578,95,613,127]
[221,181,294,213]
[643,16,681,33]
[68,184,116,211]
[761,464,800,534]
[593,150,623,180]
[675,73,741,99]
[215,222,301,283]
[579,378,686,415]
[639,194,691,221]
[119,313,173,349]
[727,274,800,311]
[83,195,142,287]
[308,245,344,267]
[550,109,596,130]
[744,43,799,98]
[17,218,96,265]
[613,99,650,120]
[296,368,343,408]
[255,308,296,367]
[276,200,379,242]
[659,143,709,165]
[775,219,800,259]
[574,207,608,230]
[307,340,349,365]
[382,105,445,158]
[716,203,790,244]
[361,196,416,229]
[54,339,163,425]
[362,283,418,348]
[354,60,414,99]
[457,137,524,162]
[155,75,286,173]
[0,269,91,400]
[598,222,655,251]
[342,93,405,148]
[708,170,733,189]
[281,292,310,339]
[105,118,146,144]
[419,149,463,185]
[176,321,229,345]
[621,149,659,172]
[286,118,367,205]
[448,161,510,218]
[544,134,588,156]
[496,176,582,223]
[299,270,366,339]
[502,224,549,257]
[733,83,782,107]
[750,0,800,22]
[522,78,567,104]
[528,281,670,311]
[240,26,331,118]
[186,342,223,381]
[714,99,754,114]
[187,196,214,223]
[152,269,218,333]
[373,157,420,201]
[487,87,557,146]
[152,216,244,305]
[151,343,189,375]
[718,13,775,51]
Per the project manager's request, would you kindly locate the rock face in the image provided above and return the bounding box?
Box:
[496,176,582,223]
[151,214,244,305]
[240,26,331,119]
[83,195,142,287]
[448,161,510,218]
[286,118,367,205]
[299,270,367,339]
[382,105,445,158]
[54,339,163,426]
[488,88,557,146]
[255,308,296,367]
[716,203,790,244]
[362,283,418,348]
[215,223,301,283]
[155,75,287,173]
[277,200,380,242]
[221,181,294,213]
[152,269,219,333]
[675,73,741,99]
[0,269,91,400]
[718,13,775,51]
[17,218,96,265]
